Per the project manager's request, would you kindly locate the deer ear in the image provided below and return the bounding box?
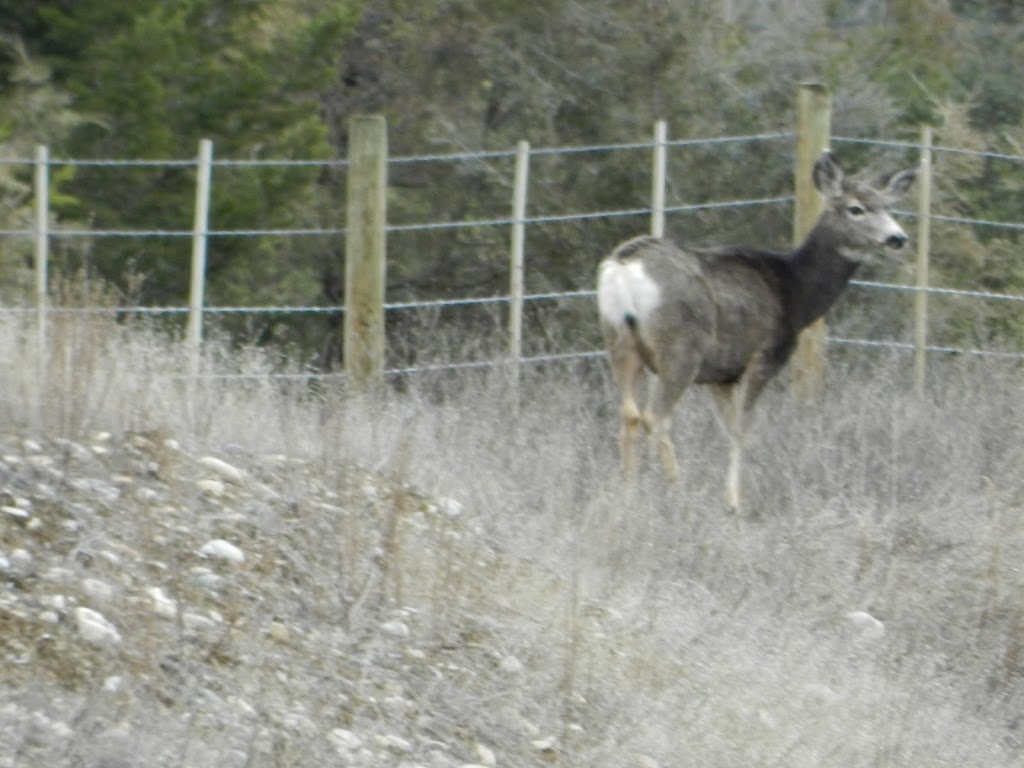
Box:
[812,151,844,198]
[877,167,917,199]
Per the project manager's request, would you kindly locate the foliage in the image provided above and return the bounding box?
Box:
[0,35,92,301]
[10,0,360,355]
[3,0,1024,361]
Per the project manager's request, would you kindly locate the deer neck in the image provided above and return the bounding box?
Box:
[787,227,860,330]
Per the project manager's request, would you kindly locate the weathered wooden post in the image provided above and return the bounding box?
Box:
[344,115,388,390]
[187,138,213,381]
[913,125,933,396]
[791,83,832,395]
[508,139,530,389]
[651,120,668,238]
[33,145,49,433]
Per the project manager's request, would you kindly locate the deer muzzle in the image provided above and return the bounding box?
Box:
[885,233,908,250]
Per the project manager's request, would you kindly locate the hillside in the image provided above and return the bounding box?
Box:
[1,319,1023,767]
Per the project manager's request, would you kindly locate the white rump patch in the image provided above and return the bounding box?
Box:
[597,258,661,328]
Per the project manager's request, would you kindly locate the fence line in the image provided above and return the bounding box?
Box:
[0,132,1018,173]
[3,98,1024,386]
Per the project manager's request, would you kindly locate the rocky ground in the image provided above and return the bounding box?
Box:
[0,429,563,768]
[3,357,1023,768]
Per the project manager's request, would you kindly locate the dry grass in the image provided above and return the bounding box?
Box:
[0,310,1022,767]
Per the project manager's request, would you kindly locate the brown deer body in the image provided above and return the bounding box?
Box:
[597,151,916,511]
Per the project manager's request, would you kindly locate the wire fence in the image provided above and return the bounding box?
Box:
[2,126,1024,381]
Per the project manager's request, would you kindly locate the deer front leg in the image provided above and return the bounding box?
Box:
[711,353,773,513]
[711,382,747,514]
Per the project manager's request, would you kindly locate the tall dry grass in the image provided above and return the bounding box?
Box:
[0,306,1022,766]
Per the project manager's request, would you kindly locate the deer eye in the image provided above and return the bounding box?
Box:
[847,204,866,217]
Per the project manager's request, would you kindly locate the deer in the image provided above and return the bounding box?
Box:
[596,150,916,512]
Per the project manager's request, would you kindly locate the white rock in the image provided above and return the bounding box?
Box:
[198,456,244,484]
[474,742,497,767]
[49,720,74,741]
[845,610,885,642]
[147,587,178,620]
[103,676,124,693]
[199,539,246,564]
[22,439,43,454]
[197,478,227,497]
[53,438,92,463]
[329,728,362,754]
[134,487,160,503]
[9,549,34,575]
[44,567,75,585]
[268,619,290,645]
[381,619,410,638]
[499,655,523,674]
[183,612,220,632]
[41,595,67,612]
[81,578,116,603]
[99,550,124,567]
[531,736,557,752]
[192,567,227,593]
[229,696,257,719]
[75,607,122,647]
[377,734,413,753]
[1,505,29,520]
[438,497,464,518]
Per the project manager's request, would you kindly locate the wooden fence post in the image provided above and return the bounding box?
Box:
[509,140,530,384]
[34,145,49,433]
[913,125,933,396]
[651,120,667,237]
[344,115,388,390]
[187,138,213,380]
[791,83,832,395]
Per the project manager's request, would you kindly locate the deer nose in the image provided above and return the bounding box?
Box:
[885,233,908,249]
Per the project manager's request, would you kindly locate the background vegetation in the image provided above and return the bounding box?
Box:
[3,0,1024,364]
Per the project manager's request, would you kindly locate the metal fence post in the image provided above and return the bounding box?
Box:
[33,145,49,433]
[914,126,933,396]
[509,140,530,384]
[187,138,213,379]
[344,115,388,390]
[651,120,667,237]
[791,83,832,396]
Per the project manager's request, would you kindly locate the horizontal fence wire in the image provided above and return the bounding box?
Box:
[828,337,1024,360]
[3,132,1024,379]
[1,281,1021,319]
[834,136,1024,164]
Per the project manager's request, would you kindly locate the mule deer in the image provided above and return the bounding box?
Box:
[597,151,916,511]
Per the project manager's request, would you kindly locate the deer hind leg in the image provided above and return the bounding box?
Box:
[646,359,699,482]
[607,331,647,481]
